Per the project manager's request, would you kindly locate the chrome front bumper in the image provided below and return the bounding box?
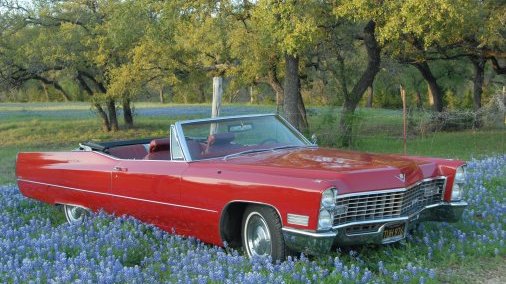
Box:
[282,201,467,255]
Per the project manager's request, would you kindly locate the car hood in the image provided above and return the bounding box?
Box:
[197,147,440,194]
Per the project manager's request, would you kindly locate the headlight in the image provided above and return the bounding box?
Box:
[455,166,466,183]
[318,209,332,230]
[321,188,336,210]
[451,183,462,200]
[451,166,466,201]
[318,188,337,230]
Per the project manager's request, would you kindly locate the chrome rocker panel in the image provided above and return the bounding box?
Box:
[282,201,467,255]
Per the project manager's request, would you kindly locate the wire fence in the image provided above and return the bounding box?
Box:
[311,92,506,159]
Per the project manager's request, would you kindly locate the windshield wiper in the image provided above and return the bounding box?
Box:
[223,148,274,160]
[223,144,316,160]
[271,144,315,151]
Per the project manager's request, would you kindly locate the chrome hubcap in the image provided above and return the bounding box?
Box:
[246,213,272,257]
[64,205,87,223]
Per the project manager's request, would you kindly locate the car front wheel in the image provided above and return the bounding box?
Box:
[63,204,89,224]
[241,205,286,260]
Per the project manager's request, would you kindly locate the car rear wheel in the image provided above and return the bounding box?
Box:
[241,205,286,260]
[63,204,89,224]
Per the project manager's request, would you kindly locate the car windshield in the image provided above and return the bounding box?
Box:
[180,115,310,161]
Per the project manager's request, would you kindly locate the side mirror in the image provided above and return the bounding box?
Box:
[311,134,318,145]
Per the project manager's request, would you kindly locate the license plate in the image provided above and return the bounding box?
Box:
[383,223,405,242]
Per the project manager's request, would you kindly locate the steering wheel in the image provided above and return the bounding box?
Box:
[259,138,279,145]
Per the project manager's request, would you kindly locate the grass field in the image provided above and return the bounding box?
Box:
[0,102,505,283]
[1,102,504,183]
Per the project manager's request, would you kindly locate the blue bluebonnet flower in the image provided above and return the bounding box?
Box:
[0,155,504,283]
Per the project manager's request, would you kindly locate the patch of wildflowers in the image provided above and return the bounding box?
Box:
[0,155,504,283]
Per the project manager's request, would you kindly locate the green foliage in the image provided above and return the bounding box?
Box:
[0,0,505,130]
[252,1,322,57]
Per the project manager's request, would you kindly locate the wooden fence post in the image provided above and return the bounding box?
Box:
[400,85,407,155]
[210,76,223,134]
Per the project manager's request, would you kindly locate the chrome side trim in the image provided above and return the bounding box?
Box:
[276,115,312,145]
[74,148,189,163]
[174,122,192,162]
[170,125,186,161]
[17,178,218,213]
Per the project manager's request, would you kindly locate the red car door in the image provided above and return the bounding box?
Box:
[110,160,188,234]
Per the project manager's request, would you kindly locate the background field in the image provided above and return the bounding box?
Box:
[0,103,505,283]
[1,102,504,183]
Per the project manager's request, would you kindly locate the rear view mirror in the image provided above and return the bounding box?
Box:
[228,123,253,132]
[311,134,318,145]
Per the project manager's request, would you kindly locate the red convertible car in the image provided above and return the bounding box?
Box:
[16,114,467,260]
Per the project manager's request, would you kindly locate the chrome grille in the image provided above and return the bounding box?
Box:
[333,179,445,226]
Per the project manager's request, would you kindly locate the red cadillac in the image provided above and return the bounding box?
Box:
[16,114,467,260]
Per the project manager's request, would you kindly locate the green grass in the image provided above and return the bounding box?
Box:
[1,103,504,183]
[310,108,505,160]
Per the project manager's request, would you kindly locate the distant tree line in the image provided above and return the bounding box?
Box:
[0,0,504,145]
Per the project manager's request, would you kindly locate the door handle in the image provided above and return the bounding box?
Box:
[113,166,128,172]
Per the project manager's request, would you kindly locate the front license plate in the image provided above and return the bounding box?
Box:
[383,223,405,242]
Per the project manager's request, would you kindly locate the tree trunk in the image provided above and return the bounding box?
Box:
[198,84,206,103]
[122,98,134,128]
[107,99,119,131]
[76,73,111,132]
[413,62,443,112]
[268,67,284,114]
[34,76,70,101]
[427,84,434,106]
[249,85,256,104]
[159,87,165,104]
[339,102,358,148]
[51,81,70,101]
[297,93,308,130]
[283,53,307,132]
[338,20,381,147]
[94,103,111,132]
[416,90,423,109]
[42,83,50,101]
[470,56,485,110]
[365,85,373,107]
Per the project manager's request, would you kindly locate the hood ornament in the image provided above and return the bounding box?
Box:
[396,173,406,183]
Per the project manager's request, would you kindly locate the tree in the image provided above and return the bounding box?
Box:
[0,0,119,130]
[228,0,324,132]
[368,0,502,112]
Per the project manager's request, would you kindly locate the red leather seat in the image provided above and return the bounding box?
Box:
[108,145,148,159]
[203,133,240,158]
[207,132,235,146]
[144,138,170,160]
[186,140,203,160]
